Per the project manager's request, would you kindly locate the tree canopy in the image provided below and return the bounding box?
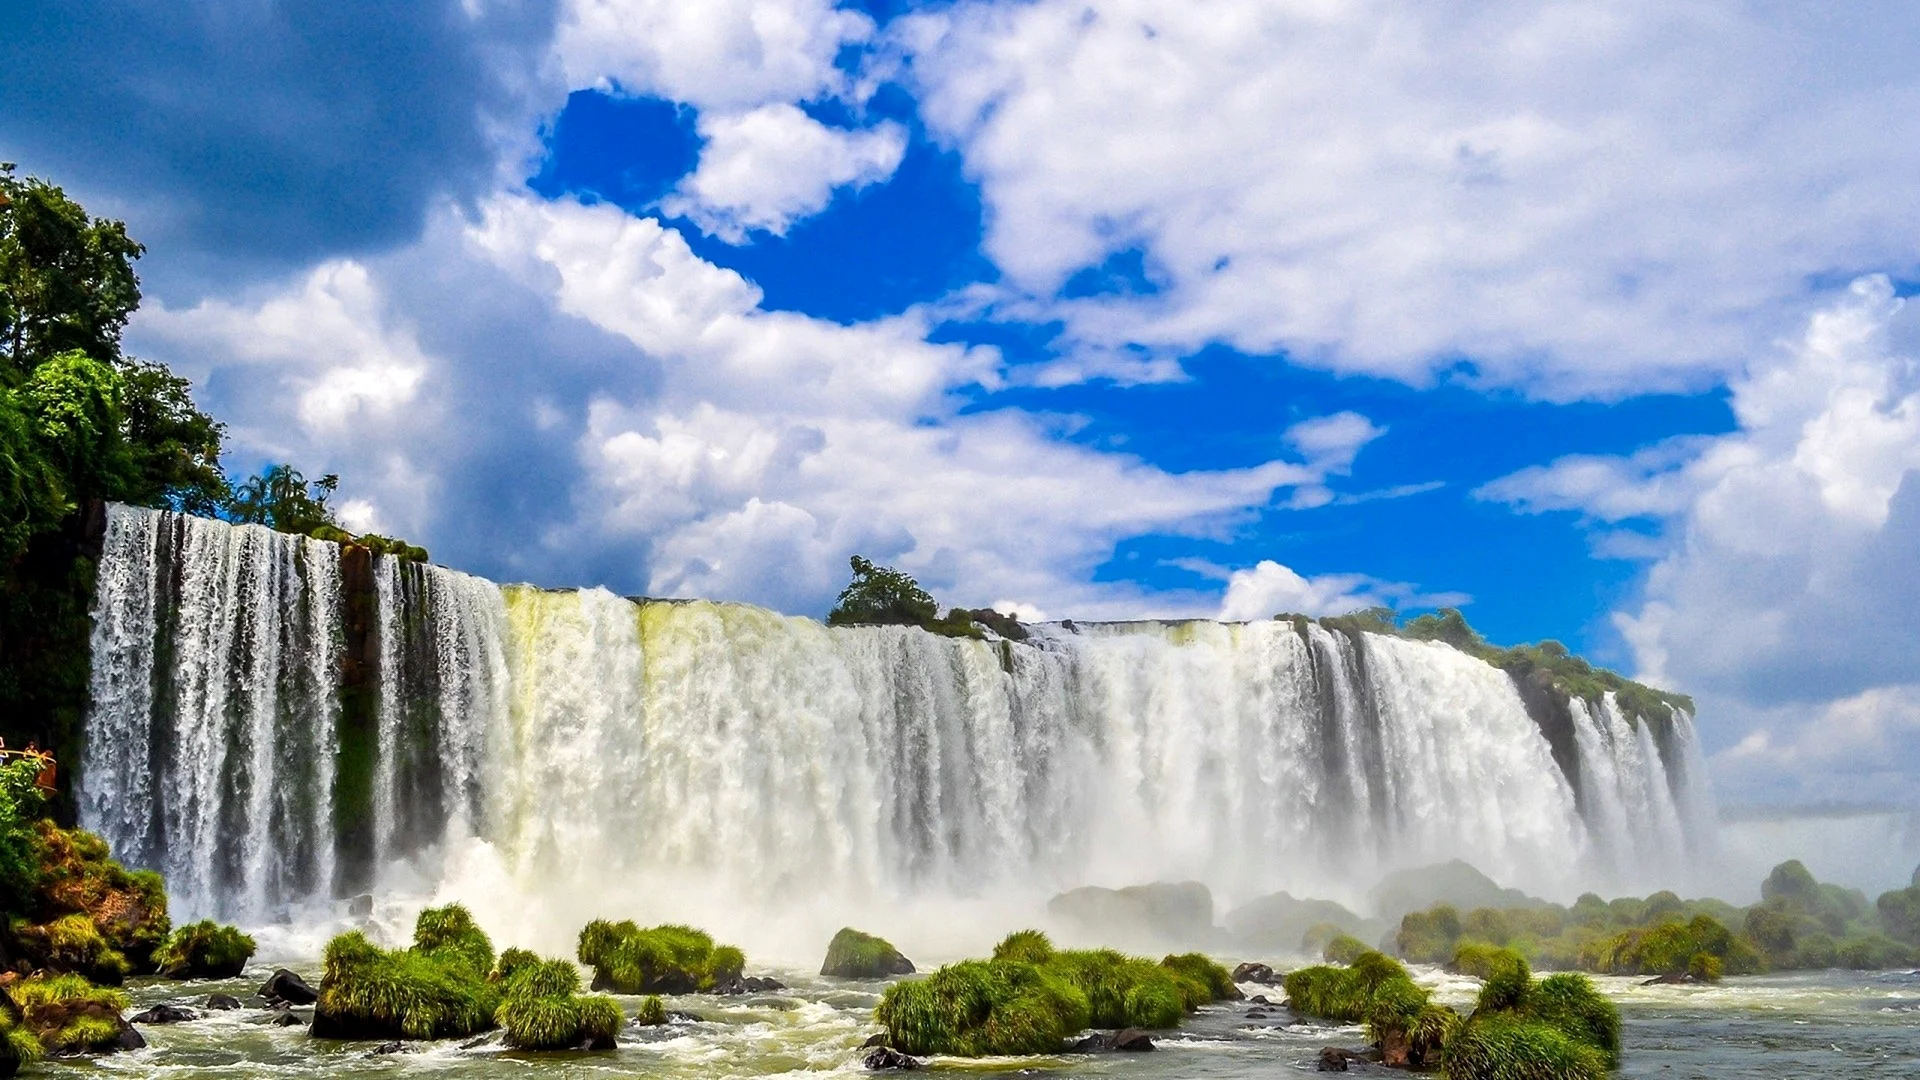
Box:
[827,556,939,627]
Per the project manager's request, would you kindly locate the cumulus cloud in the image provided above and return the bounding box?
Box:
[556,0,873,111]
[1217,560,1465,622]
[899,0,1920,396]
[662,105,908,242]
[1481,276,1920,800]
[472,194,1328,617]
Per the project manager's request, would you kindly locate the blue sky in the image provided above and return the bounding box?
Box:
[5,0,1920,806]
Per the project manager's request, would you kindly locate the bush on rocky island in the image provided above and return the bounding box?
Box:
[153,919,256,979]
[1443,957,1620,1080]
[577,921,745,994]
[8,973,141,1055]
[5,817,170,981]
[821,927,915,978]
[311,904,501,1041]
[492,953,622,1051]
[1282,950,1448,1068]
[875,931,1240,1057]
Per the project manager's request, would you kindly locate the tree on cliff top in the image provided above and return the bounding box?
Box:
[828,556,939,627]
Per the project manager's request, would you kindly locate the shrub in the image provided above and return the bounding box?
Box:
[1463,908,1515,946]
[1443,1013,1608,1080]
[494,955,622,1051]
[1451,942,1519,979]
[1522,973,1621,1067]
[1396,904,1463,963]
[576,921,747,994]
[1323,934,1371,965]
[1160,953,1238,1003]
[634,996,667,1026]
[991,929,1054,965]
[875,958,1089,1056]
[1688,952,1723,982]
[313,906,502,1041]
[153,919,256,979]
[1284,950,1423,1023]
[1876,886,1920,947]
[821,927,915,978]
[1761,861,1820,907]
[1045,948,1198,1027]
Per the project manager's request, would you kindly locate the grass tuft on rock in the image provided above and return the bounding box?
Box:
[153,919,256,979]
[633,995,668,1026]
[576,920,747,994]
[493,955,622,1051]
[874,958,1089,1057]
[1443,1013,1609,1080]
[990,929,1054,965]
[1323,933,1372,965]
[312,904,502,1041]
[10,972,132,1054]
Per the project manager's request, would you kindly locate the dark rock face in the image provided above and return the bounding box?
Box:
[372,1041,407,1055]
[131,1004,198,1024]
[1232,962,1279,985]
[1067,1029,1156,1053]
[203,994,243,1010]
[271,1008,310,1027]
[1111,1028,1155,1052]
[1317,1046,1351,1071]
[863,1046,921,1069]
[260,969,319,1006]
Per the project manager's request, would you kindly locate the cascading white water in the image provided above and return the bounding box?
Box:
[81,505,1717,935]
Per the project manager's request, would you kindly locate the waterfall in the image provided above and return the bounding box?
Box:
[81,505,1718,926]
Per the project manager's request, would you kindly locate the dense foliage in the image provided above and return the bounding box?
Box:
[153,919,256,979]
[492,952,622,1050]
[1392,859,1917,978]
[314,904,501,1040]
[577,920,746,994]
[827,555,1026,640]
[874,930,1238,1057]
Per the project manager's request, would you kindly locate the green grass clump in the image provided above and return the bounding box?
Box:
[1323,934,1372,965]
[11,912,131,984]
[576,920,747,993]
[10,972,131,1054]
[1284,950,1424,1023]
[314,905,503,1041]
[1160,953,1238,1002]
[822,927,914,978]
[1583,914,1761,978]
[1397,904,1463,963]
[634,996,667,1026]
[874,958,1089,1056]
[153,919,257,979]
[494,956,622,1051]
[1442,1013,1609,1080]
[991,929,1054,964]
[1522,973,1622,1067]
[1045,948,1204,1027]
[1451,942,1523,980]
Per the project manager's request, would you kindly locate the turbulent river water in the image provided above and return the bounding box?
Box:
[35,959,1920,1079]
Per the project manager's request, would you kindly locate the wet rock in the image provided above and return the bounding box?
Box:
[131,1004,198,1024]
[863,1046,921,1070]
[372,1041,407,1055]
[1233,962,1279,985]
[271,1007,309,1027]
[1249,993,1272,1005]
[347,894,374,918]
[459,1036,491,1049]
[1317,1046,1351,1071]
[1065,1033,1110,1052]
[1246,1009,1271,1020]
[1640,972,1703,986]
[203,994,243,1010]
[260,969,318,1006]
[1111,1028,1155,1052]
[861,1033,889,1048]
[821,929,916,979]
[713,975,787,995]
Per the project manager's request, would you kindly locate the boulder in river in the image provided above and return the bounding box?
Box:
[863,1046,921,1069]
[821,928,916,978]
[1232,962,1279,985]
[130,1004,198,1024]
[260,969,318,1006]
[203,994,243,1010]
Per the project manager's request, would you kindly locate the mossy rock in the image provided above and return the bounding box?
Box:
[311,904,501,1041]
[9,913,129,985]
[577,921,746,994]
[875,957,1089,1056]
[9,974,141,1056]
[153,920,256,979]
[493,955,622,1051]
[820,928,914,978]
[16,822,170,976]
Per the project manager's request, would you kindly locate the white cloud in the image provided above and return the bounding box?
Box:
[470,193,1346,617]
[1707,685,1920,807]
[899,0,1920,397]
[661,104,907,242]
[1482,276,1920,800]
[1286,411,1385,472]
[1216,559,1469,622]
[555,0,874,111]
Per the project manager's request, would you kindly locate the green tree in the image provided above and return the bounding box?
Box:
[0,164,143,374]
[0,757,49,914]
[827,556,938,627]
[0,391,65,562]
[224,464,339,534]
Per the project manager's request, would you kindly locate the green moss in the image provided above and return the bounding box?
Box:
[576,920,746,993]
[991,929,1054,965]
[1323,933,1372,965]
[822,927,914,977]
[153,919,256,979]
[11,973,130,1054]
[12,912,130,984]
[3,1023,43,1066]
[1443,1013,1609,1080]
[874,958,1089,1057]
[493,955,622,1051]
